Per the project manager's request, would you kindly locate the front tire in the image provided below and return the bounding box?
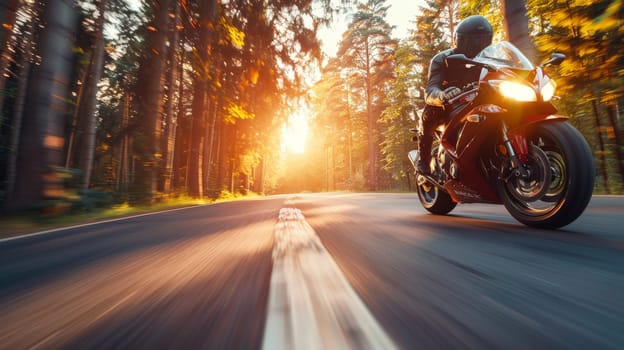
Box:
[498,122,595,228]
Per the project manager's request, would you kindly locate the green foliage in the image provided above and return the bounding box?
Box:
[73,189,114,212]
[457,0,503,38]
[377,0,450,189]
[327,0,397,190]
[527,0,624,192]
[412,0,452,89]
[215,189,260,202]
[380,43,417,188]
[2,0,623,213]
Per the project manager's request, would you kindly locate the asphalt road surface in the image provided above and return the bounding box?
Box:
[1,193,622,349]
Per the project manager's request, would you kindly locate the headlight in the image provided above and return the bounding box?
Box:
[490,80,537,102]
[541,79,556,101]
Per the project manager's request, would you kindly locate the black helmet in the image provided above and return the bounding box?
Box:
[455,15,493,58]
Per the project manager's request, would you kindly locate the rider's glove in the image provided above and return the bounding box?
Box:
[442,87,462,103]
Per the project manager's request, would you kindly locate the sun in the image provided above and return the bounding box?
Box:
[281,113,309,154]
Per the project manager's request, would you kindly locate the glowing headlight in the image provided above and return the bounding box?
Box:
[541,79,556,101]
[491,80,537,102]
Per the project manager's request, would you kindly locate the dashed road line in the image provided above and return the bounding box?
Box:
[262,207,397,350]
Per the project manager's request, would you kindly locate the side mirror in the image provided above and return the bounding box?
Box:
[541,53,566,67]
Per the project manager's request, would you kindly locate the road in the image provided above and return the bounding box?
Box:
[0,193,622,349]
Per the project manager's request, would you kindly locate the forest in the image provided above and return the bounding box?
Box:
[0,0,622,215]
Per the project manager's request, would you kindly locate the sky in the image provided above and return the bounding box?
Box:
[319,0,423,57]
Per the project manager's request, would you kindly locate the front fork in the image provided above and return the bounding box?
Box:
[500,122,530,181]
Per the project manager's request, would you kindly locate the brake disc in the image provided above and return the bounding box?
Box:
[505,144,551,202]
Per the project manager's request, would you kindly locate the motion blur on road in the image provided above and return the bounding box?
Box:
[1,193,623,349]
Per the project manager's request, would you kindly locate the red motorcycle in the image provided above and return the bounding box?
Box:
[408,41,595,229]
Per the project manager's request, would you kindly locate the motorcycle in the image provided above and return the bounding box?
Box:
[408,41,595,229]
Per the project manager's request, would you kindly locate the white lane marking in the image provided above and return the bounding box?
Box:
[0,205,208,243]
[263,208,397,350]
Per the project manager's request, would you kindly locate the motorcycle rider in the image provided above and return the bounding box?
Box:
[416,15,493,175]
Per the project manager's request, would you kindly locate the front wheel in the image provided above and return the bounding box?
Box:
[498,122,595,229]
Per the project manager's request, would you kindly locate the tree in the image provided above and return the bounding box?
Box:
[500,0,536,61]
[78,0,107,190]
[0,0,20,124]
[8,0,77,212]
[380,43,418,190]
[185,0,216,198]
[96,0,142,196]
[527,0,624,193]
[5,1,38,201]
[311,57,355,191]
[379,0,450,190]
[457,0,503,39]
[195,0,338,196]
[337,0,396,190]
[0,0,351,212]
[412,0,452,87]
[160,0,181,194]
[131,0,172,202]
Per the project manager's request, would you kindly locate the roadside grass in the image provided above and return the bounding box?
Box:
[0,191,260,240]
[1,189,617,240]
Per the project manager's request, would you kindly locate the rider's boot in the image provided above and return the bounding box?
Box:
[416,133,432,175]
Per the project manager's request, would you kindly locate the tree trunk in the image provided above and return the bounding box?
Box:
[132,0,171,202]
[606,103,624,186]
[5,4,36,202]
[173,51,186,191]
[365,37,376,190]
[117,93,130,194]
[160,0,180,193]
[64,67,88,168]
[188,80,207,197]
[8,0,76,212]
[592,100,610,192]
[215,121,224,192]
[446,1,455,41]
[0,0,20,124]
[79,0,106,190]
[205,96,219,193]
[500,0,537,61]
[187,0,217,198]
[202,102,211,194]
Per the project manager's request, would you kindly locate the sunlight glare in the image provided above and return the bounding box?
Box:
[282,113,309,154]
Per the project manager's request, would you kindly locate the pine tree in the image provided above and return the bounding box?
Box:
[380,43,418,190]
[337,0,397,190]
[379,0,450,191]
[79,0,107,191]
[413,0,452,87]
[132,0,171,202]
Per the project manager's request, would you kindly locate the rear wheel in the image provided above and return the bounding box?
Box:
[498,122,594,228]
[417,177,457,215]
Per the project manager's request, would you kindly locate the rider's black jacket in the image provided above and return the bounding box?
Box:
[424,48,483,109]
